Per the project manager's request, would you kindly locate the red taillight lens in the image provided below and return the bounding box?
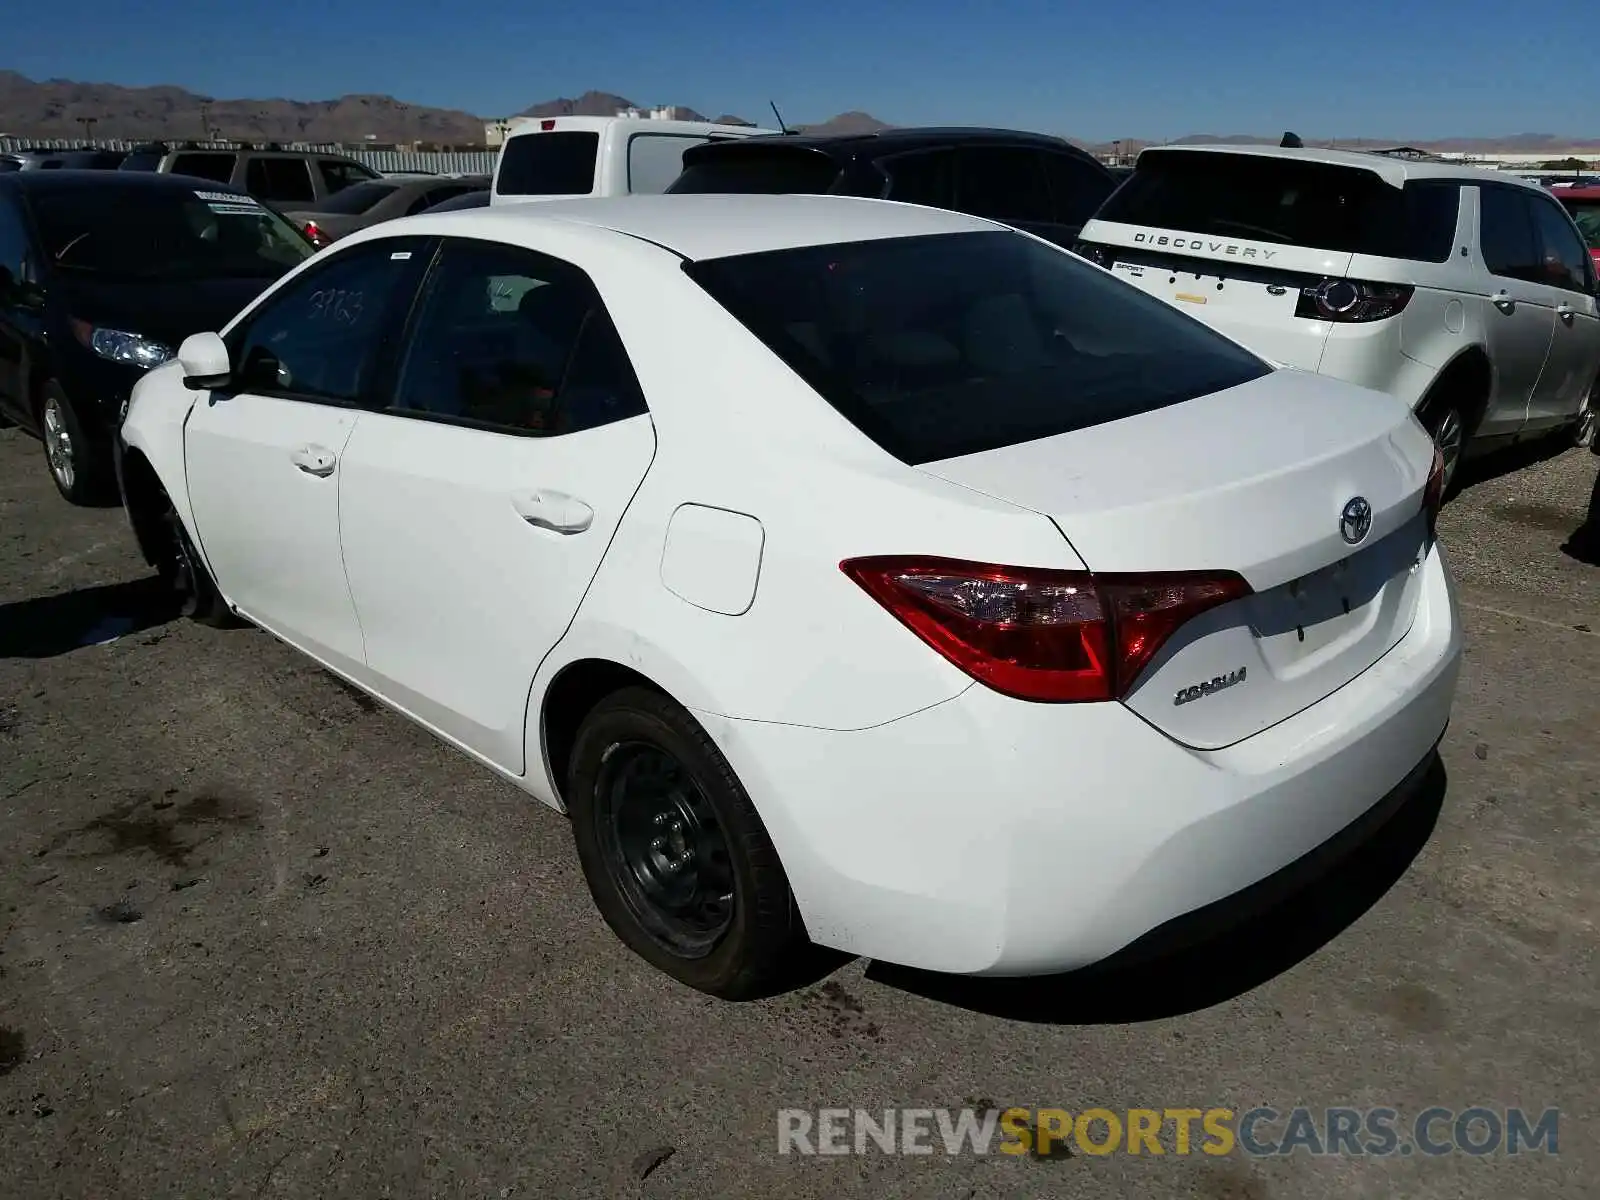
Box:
[303,220,330,247]
[1423,446,1446,536]
[1294,279,1414,323]
[840,556,1251,703]
[540,119,557,131]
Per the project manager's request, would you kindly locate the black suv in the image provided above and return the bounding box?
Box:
[668,127,1119,247]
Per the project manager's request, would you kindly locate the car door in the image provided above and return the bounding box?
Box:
[336,237,656,773]
[0,192,34,422]
[951,146,1056,242]
[1524,192,1600,431]
[1476,184,1556,438]
[183,237,432,675]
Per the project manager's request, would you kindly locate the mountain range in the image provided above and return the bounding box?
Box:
[1,72,1596,154]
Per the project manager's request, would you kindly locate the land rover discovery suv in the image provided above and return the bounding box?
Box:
[1076,145,1600,483]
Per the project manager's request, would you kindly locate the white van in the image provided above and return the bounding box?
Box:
[491,115,780,205]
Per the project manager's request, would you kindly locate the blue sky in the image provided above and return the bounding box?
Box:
[4,0,1592,141]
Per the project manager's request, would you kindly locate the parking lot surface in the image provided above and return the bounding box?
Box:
[1,426,1596,1198]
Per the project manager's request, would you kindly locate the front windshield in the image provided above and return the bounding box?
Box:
[32,185,315,280]
[315,179,401,215]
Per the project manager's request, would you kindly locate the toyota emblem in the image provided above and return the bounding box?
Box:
[1340,496,1373,545]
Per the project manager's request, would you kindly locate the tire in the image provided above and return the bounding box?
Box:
[1573,380,1598,450]
[157,489,234,627]
[567,686,804,999]
[39,383,114,505]
[1416,391,1468,495]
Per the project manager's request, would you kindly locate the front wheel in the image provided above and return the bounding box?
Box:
[567,686,805,999]
[39,383,114,505]
[156,488,234,627]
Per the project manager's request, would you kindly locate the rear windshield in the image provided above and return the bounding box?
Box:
[1097,151,1459,261]
[669,147,842,194]
[316,179,400,214]
[686,230,1271,464]
[1560,198,1600,249]
[495,131,599,196]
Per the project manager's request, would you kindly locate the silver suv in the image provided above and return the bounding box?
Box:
[120,142,381,209]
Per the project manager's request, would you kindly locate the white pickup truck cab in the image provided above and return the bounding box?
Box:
[490,115,780,205]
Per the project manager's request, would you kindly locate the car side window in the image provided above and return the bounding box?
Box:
[628,134,707,194]
[169,153,237,184]
[245,157,317,204]
[955,147,1053,224]
[319,159,375,194]
[0,195,30,284]
[407,184,471,216]
[389,239,647,436]
[229,242,425,404]
[1040,152,1114,226]
[1479,186,1541,283]
[881,150,956,209]
[1529,196,1593,293]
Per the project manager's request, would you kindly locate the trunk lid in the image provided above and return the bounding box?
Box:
[918,369,1435,748]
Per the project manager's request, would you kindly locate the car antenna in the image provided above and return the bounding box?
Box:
[769,100,793,135]
[1280,131,1304,148]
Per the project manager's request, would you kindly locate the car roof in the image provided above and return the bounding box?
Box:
[505,115,778,138]
[1138,142,1548,192]
[0,168,249,195]
[399,193,1002,260]
[694,125,1092,159]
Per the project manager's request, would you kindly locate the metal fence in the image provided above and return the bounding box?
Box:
[0,137,496,175]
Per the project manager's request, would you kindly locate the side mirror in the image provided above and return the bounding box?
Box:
[178,332,231,391]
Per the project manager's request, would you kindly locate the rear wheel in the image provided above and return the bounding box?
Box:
[39,383,113,505]
[1417,393,1467,495]
[567,686,804,999]
[1572,379,1598,449]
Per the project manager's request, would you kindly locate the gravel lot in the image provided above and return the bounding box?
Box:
[1,424,1596,1199]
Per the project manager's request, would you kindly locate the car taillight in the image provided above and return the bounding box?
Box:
[541,119,556,131]
[1072,240,1117,269]
[1423,446,1446,536]
[840,556,1252,703]
[1294,279,1413,323]
[303,220,331,247]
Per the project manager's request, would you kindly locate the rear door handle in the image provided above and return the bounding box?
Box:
[291,444,337,477]
[1492,290,1516,313]
[511,489,593,534]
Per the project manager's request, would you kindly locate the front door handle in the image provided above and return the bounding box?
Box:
[1492,290,1516,313]
[511,489,593,534]
[1556,302,1576,322]
[291,444,337,477]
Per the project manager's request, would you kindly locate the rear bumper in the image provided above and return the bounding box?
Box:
[704,539,1461,975]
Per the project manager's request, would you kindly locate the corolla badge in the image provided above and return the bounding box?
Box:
[1340,496,1373,546]
[1173,666,1247,706]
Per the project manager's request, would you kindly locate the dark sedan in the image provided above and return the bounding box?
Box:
[0,170,315,503]
[285,174,490,246]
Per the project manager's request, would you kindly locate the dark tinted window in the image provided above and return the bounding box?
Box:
[406,183,476,215]
[232,242,424,404]
[391,240,646,435]
[29,184,313,281]
[955,148,1052,224]
[119,149,165,172]
[881,150,956,208]
[1479,186,1540,281]
[0,196,29,279]
[319,159,377,194]
[669,146,841,194]
[317,180,400,215]
[1529,196,1593,292]
[169,153,237,183]
[1041,152,1115,226]
[1561,198,1600,250]
[0,158,23,173]
[1402,183,1461,262]
[495,131,599,196]
[245,157,316,203]
[1099,151,1424,256]
[686,230,1269,464]
[423,190,489,213]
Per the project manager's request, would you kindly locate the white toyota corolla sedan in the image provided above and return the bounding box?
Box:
[116,194,1461,999]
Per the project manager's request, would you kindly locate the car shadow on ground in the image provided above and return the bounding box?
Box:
[0,576,178,659]
[862,755,1448,1024]
[1559,457,1600,566]
[1453,434,1570,497]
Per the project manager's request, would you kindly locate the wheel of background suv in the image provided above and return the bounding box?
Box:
[567,686,805,999]
[155,486,234,627]
[1417,394,1467,494]
[1573,379,1598,450]
[39,382,113,505]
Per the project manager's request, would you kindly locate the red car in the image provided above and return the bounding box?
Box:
[1556,185,1600,269]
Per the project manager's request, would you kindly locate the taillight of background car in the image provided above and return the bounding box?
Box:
[303,220,333,248]
[1295,279,1414,323]
[840,556,1252,703]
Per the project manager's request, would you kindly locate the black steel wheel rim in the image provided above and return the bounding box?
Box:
[162,504,200,618]
[595,741,736,959]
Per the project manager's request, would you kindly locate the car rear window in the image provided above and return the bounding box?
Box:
[669,146,842,194]
[1560,198,1600,249]
[317,179,400,214]
[686,230,1271,465]
[1097,151,1460,261]
[495,131,599,195]
[169,153,237,184]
